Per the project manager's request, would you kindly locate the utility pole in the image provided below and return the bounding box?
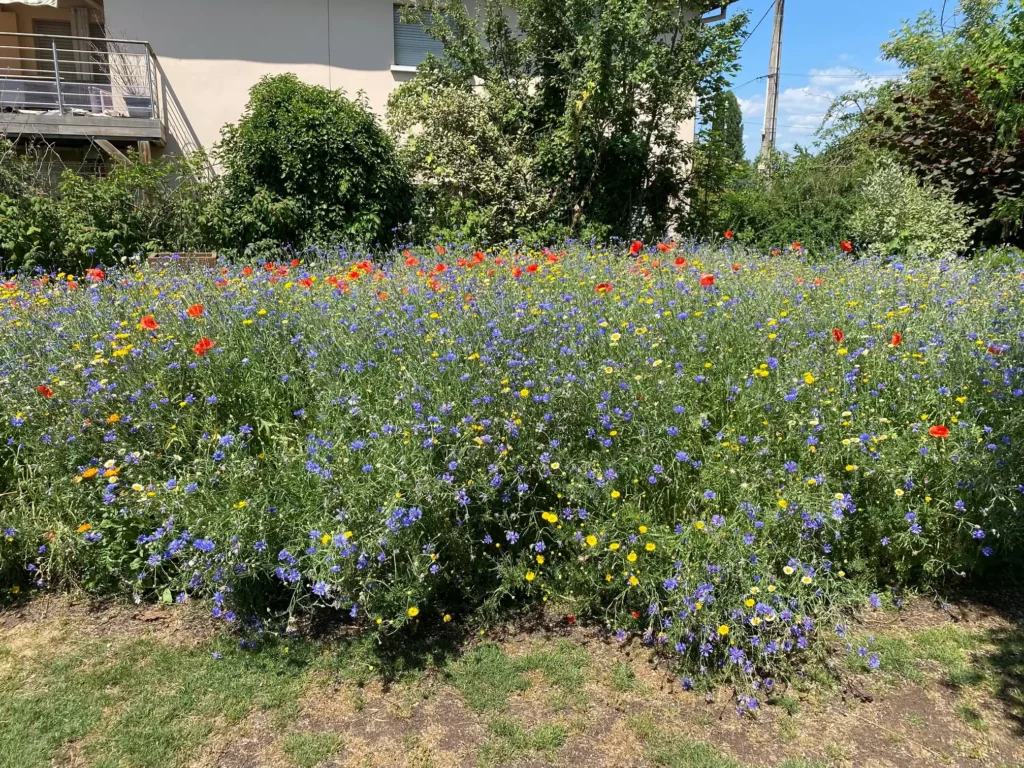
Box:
[759,0,785,173]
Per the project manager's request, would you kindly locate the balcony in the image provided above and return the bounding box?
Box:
[0,32,164,145]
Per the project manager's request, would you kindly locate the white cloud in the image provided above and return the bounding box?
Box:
[734,66,900,157]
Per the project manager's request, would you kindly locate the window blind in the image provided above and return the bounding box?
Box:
[393,6,445,68]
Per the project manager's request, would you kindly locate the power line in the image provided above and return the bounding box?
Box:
[740,0,775,50]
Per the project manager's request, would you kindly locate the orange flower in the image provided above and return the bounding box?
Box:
[242,265,253,276]
[405,255,420,267]
[85,268,105,282]
[792,241,802,251]
[193,337,216,356]
[37,385,53,398]
[106,414,120,424]
[724,230,734,240]
[656,242,674,252]
[595,282,612,294]
[699,274,715,287]
[81,467,98,479]
[140,314,160,331]
[187,304,204,318]
[929,425,950,438]
[77,523,92,533]
[891,331,902,347]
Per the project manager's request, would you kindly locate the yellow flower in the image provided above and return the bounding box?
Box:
[519,388,530,398]
[777,499,788,509]
[320,534,331,545]
[541,511,558,523]
[745,599,755,608]
[645,542,656,552]
[608,542,621,551]
[610,333,621,341]
[783,566,795,576]
[610,490,621,499]
[638,525,648,534]
[407,606,420,618]
[626,551,638,563]
[801,575,812,585]
[767,585,777,593]
[628,575,639,586]
[77,523,91,533]
[695,521,705,530]
[717,624,730,637]
[550,462,560,470]
[81,467,98,479]
[585,535,598,547]
[106,414,120,423]
[895,488,904,497]
[803,373,815,385]
[536,555,544,564]
[525,571,536,582]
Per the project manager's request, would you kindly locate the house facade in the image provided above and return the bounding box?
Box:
[1,0,727,161]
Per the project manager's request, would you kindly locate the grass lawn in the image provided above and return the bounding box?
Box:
[1,593,1022,768]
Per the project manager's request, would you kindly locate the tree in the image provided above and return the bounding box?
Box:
[827,0,1023,247]
[711,91,745,164]
[388,0,746,242]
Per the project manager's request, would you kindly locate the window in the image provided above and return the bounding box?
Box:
[393,5,444,69]
[32,19,108,83]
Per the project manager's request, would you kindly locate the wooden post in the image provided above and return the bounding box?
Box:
[137,140,152,164]
[96,139,128,164]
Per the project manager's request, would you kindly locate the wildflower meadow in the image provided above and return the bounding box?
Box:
[2,243,1022,697]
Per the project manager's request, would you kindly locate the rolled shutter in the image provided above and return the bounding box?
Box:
[393,6,445,67]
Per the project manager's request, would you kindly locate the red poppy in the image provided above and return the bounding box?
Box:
[192,337,216,356]
[2,281,17,290]
[187,304,204,318]
[67,281,78,290]
[435,244,446,256]
[511,266,523,278]
[85,268,105,282]
[840,240,853,253]
[37,385,53,398]
[928,425,950,439]
[725,230,734,240]
[567,614,577,625]
[405,255,419,267]
[732,263,741,272]
[526,263,539,273]
[595,282,612,294]
[674,257,688,268]
[832,328,845,344]
[891,331,902,347]
[242,266,253,276]
[298,277,313,288]
[988,344,1005,355]
[699,274,715,287]
[290,259,300,268]
[140,315,160,331]
[631,610,641,619]
[656,242,673,252]
[792,241,802,251]
[433,263,447,274]
[629,240,643,255]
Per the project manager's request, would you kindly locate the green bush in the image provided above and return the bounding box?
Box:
[0,143,224,272]
[849,158,975,258]
[217,74,412,249]
[708,149,870,254]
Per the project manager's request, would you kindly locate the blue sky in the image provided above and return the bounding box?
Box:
[725,0,960,157]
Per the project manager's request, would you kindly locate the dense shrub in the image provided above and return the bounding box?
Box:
[849,158,975,258]
[708,149,870,254]
[218,74,412,249]
[2,245,1022,688]
[0,143,223,272]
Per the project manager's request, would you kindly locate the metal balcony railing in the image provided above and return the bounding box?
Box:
[0,32,158,121]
